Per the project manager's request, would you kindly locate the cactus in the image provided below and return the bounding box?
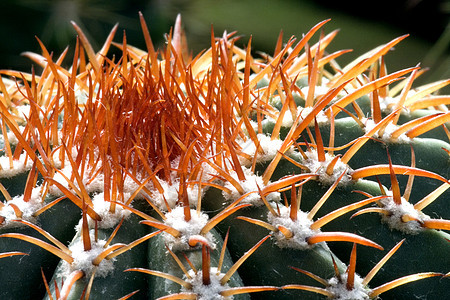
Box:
[0,13,449,299]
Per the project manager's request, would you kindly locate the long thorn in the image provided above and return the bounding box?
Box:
[307,232,383,250]
[363,239,405,286]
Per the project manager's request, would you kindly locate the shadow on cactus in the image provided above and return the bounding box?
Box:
[0,11,449,299]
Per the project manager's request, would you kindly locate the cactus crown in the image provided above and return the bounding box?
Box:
[0,12,449,299]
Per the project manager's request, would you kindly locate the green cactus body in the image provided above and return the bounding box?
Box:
[0,14,449,299]
[146,227,249,299]
[43,212,150,299]
[0,198,79,299]
[209,204,347,299]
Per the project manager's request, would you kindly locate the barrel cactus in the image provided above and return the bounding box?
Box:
[0,13,449,299]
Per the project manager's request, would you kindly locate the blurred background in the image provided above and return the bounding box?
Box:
[0,0,448,90]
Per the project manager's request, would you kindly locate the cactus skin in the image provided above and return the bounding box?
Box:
[0,14,449,299]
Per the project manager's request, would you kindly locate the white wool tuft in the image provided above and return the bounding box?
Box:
[265,104,330,129]
[0,153,34,178]
[267,205,322,250]
[121,174,145,197]
[72,82,100,106]
[278,109,295,128]
[14,105,32,120]
[238,134,290,166]
[143,156,217,211]
[163,206,213,251]
[150,179,183,211]
[264,106,295,128]
[1,125,26,146]
[78,192,133,229]
[326,273,371,300]
[295,106,330,126]
[48,163,106,197]
[300,79,336,102]
[222,167,280,205]
[155,179,180,209]
[363,118,411,144]
[74,85,89,105]
[47,166,71,197]
[183,268,231,300]
[0,187,44,228]
[63,231,114,278]
[379,194,428,234]
[239,118,258,137]
[378,96,412,116]
[302,150,352,186]
[83,171,105,195]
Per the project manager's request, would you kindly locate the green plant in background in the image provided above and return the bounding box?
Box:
[0,13,449,299]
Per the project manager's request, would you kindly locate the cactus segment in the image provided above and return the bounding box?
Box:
[43,212,153,299]
[284,242,443,299]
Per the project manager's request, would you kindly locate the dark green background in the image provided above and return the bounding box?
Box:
[0,0,448,90]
